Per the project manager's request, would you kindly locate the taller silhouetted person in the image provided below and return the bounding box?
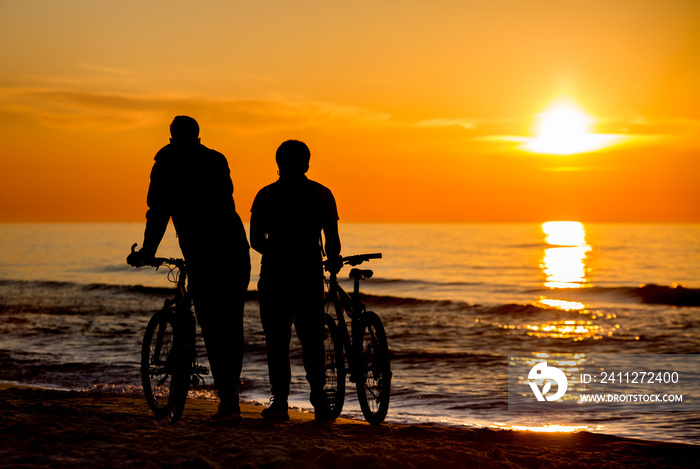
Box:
[127,115,250,424]
[250,140,341,422]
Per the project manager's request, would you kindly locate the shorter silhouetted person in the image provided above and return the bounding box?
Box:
[250,140,341,422]
[127,115,250,423]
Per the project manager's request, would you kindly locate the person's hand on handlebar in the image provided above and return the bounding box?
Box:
[325,255,343,275]
[127,244,156,267]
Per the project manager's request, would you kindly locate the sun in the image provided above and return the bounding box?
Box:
[524,102,619,155]
[538,105,591,141]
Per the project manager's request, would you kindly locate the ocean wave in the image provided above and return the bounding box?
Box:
[362,293,460,308]
[0,279,177,298]
[346,276,483,288]
[632,284,700,306]
[89,283,174,296]
[391,350,503,363]
[3,278,698,311]
[365,298,554,316]
[477,303,551,315]
[530,284,700,307]
[0,279,464,310]
[0,350,138,389]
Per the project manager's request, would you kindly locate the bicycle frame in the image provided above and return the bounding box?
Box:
[325,272,366,382]
[324,254,381,381]
[170,264,193,328]
[322,252,390,425]
[153,257,196,369]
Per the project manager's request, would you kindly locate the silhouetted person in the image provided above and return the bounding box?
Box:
[127,115,250,423]
[250,140,341,422]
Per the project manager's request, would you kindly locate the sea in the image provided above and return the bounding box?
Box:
[1,222,699,444]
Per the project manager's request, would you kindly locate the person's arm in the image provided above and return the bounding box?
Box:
[249,210,266,255]
[323,219,341,260]
[141,160,170,257]
[249,189,268,255]
[213,150,236,210]
[141,211,169,257]
[127,159,169,266]
[323,189,341,272]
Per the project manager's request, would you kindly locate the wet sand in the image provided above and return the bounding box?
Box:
[1,384,697,468]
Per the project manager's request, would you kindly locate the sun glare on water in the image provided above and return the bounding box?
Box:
[524,102,619,155]
[541,221,591,289]
[493,423,593,433]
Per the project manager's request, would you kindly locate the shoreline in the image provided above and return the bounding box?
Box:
[1,384,698,468]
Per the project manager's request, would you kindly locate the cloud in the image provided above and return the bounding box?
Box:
[79,63,136,77]
[472,113,700,154]
[0,86,392,133]
[596,115,700,138]
[413,118,476,130]
[3,85,698,148]
[541,166,614,172]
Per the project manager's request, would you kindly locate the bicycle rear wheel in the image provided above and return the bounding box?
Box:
[356,311,391,425]
[141,309,175,417]
[323,312,346,418]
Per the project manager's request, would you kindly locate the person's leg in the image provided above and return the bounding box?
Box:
[294,307,326,395]
[190,262,249,416]
[258,275,294,404]
[293,277,333,420]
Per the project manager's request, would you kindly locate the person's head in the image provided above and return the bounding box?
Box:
[275,140,310,176]
[169,116,200,143]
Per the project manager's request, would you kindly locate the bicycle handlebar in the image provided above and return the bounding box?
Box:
[129,243,185,269]
[130,244,378,272]
[342,253,382,266]
[324,253,382,271]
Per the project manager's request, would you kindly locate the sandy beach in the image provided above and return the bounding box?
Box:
[1,384,697,468]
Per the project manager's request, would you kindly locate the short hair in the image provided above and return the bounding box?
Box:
[170,116,199,141]
[276,140,310,175]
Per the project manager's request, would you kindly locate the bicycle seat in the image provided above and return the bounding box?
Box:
[349,268,373,280]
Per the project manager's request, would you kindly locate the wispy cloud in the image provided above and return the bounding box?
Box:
[541,166,615,172]
[596,115,700,138]
[3,85,698,148]
[0,86,392,132]
[79,63,137,77]
[413,118,477,130]
[473,113,700,154]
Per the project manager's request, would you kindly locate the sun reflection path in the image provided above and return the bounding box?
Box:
[541,221,591,289]
[542,221,586,246]
[537,298,586,311]
[525,320,600,341]
[504,424,591,433]
[526,297,622,341]
[522,222,608,341]
[495,222,626,342]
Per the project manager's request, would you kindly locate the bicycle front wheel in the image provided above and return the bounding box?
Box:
[168,369,189,422]
[141,309,175,417]
[167,311,195,423]
[356,311,391,425]
[323,312,346,418]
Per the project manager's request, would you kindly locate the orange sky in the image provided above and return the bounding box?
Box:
[1,1,699,223]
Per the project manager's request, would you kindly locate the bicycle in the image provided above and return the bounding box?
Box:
[129,243,209,423]
[322,253,391,425]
